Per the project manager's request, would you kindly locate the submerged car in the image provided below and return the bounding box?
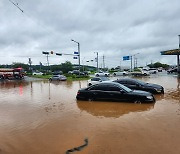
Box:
[49,75,67,81]
[76,82,155,103]
[113,78,164,94]
[87,77,110,86]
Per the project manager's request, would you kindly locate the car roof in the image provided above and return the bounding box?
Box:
[116,78,136,81]
[95,81,119,86]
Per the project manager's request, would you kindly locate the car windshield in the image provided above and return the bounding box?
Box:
[135,80,146,85]
[118,83,132,92]
[100,77,109,81]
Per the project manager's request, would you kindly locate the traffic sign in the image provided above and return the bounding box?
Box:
[123,56,130,61]
[74,51,79,55]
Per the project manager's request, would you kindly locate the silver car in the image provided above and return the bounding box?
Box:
[49,75,67,81]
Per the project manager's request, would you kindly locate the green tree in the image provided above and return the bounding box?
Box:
[12,62,29,70]
[60,61,73,73]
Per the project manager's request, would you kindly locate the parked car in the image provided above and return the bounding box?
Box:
[71,70,85,75]
[94,71,110,77]
[87,77,110,86]
[32,72,44,75]
[83,71,89,75]
[113,71,128,76]
[149,68,158,74]
[167,67,178,73]
[76,82,155,103]
[113,78,164,94]
[53,71,63,75]
[49,75,67,81]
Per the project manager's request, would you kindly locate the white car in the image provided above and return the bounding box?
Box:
[87,77,110,86]
[32,72,44,75]
[94,71,110,77]
[149,68,158,74]
[49,75,67,81]
[113,71,128,76]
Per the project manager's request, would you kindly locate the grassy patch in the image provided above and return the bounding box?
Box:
[28,75,90,81]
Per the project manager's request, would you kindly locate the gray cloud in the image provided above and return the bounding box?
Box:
[0,0,180,67]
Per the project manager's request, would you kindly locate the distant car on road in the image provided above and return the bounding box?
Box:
[32,72,44,75]
[87,77,110,86]
[113,71,128,76]
[131,68,150,76]
[94,71,110,77]
[113,78,164,94]
[49,75,67,81]
[76,82,155,103]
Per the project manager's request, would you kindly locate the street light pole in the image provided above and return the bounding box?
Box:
[71,39,80,71]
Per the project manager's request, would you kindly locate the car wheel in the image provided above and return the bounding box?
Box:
[96,74,99,77]
[105,74,108,77]
[88,83,92,86]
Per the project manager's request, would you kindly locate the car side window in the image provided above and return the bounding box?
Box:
[89,85,106,91]
[107,85,120,91]
[126,81,137,86]
[91,78,100,81]
[119,80,126,84]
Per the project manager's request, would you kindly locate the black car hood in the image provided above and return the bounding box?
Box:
[146,83,163,89]
[129,90,151,96]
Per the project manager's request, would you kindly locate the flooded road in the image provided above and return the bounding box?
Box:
[0,74,180,154]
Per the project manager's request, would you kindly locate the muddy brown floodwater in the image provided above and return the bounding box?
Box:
[0,74,180,154]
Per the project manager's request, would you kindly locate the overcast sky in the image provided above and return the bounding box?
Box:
[0,0,180,68]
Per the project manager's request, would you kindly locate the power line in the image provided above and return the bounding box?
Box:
[8,0,24,13]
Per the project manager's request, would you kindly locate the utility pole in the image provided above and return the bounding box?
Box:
[94,52,99,71]
[42,51,50,72]
[103,55,105,70]
[131,56,133,72]
[133,53,139,69]
[135,58,138,68]
[28,58,32,72]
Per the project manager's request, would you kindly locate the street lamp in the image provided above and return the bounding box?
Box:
[71,39,80,71]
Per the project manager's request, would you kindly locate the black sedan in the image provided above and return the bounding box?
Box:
[76,82,155,103]
[113,78,164,94]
